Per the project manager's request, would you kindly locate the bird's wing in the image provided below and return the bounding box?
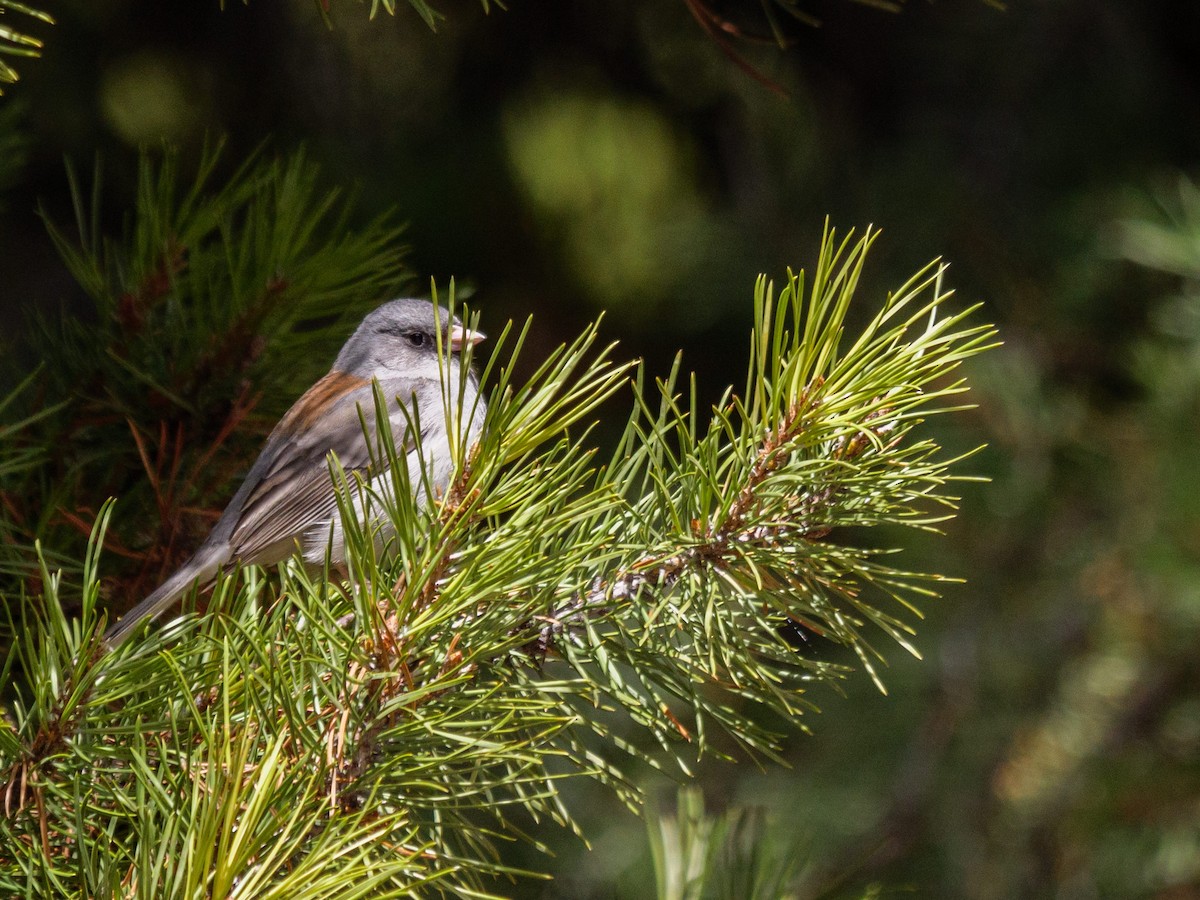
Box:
[213,372,430,564]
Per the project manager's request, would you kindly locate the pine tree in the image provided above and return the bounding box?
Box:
[0,146,995,896]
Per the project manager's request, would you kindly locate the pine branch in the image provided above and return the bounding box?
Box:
[0,227,996,895]
[0,142,410,599]
[0,1,53,94]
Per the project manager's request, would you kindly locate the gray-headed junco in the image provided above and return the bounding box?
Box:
[105,299,486,646]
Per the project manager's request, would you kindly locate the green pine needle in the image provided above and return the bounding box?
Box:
[0,1,53,93]
[0,224,996,895]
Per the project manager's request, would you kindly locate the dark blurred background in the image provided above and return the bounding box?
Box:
[3,0,1200,896]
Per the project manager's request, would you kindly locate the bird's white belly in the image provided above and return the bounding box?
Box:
[301,392,482,567]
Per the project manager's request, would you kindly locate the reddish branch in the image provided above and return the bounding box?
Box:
[2,641,105,847]
[682,0,790,98]
[528,384,894,658]
[182,275,288,400]
[116,241,187,335]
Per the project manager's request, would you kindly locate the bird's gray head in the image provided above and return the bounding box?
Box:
[332,299,484,378]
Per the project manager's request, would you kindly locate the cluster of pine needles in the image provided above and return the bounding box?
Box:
[0,148,994,897]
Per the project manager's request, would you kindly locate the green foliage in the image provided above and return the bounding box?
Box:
[0,1,52,94]
[0,210,994,894]
[0,143,408,591]
[647,788,802,900]
[0,370,64,581]
[304,0,501,32]
[41,142,408,406]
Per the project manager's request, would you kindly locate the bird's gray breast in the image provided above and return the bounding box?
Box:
[299,367,486,565]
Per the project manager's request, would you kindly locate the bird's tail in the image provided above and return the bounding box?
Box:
[104,545,227,647]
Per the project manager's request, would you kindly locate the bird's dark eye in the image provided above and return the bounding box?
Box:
[406,332,426,348]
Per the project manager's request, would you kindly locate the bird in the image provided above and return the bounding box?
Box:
[104,299,486,646]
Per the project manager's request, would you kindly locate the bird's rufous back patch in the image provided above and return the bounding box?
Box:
[278,370,370,434]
